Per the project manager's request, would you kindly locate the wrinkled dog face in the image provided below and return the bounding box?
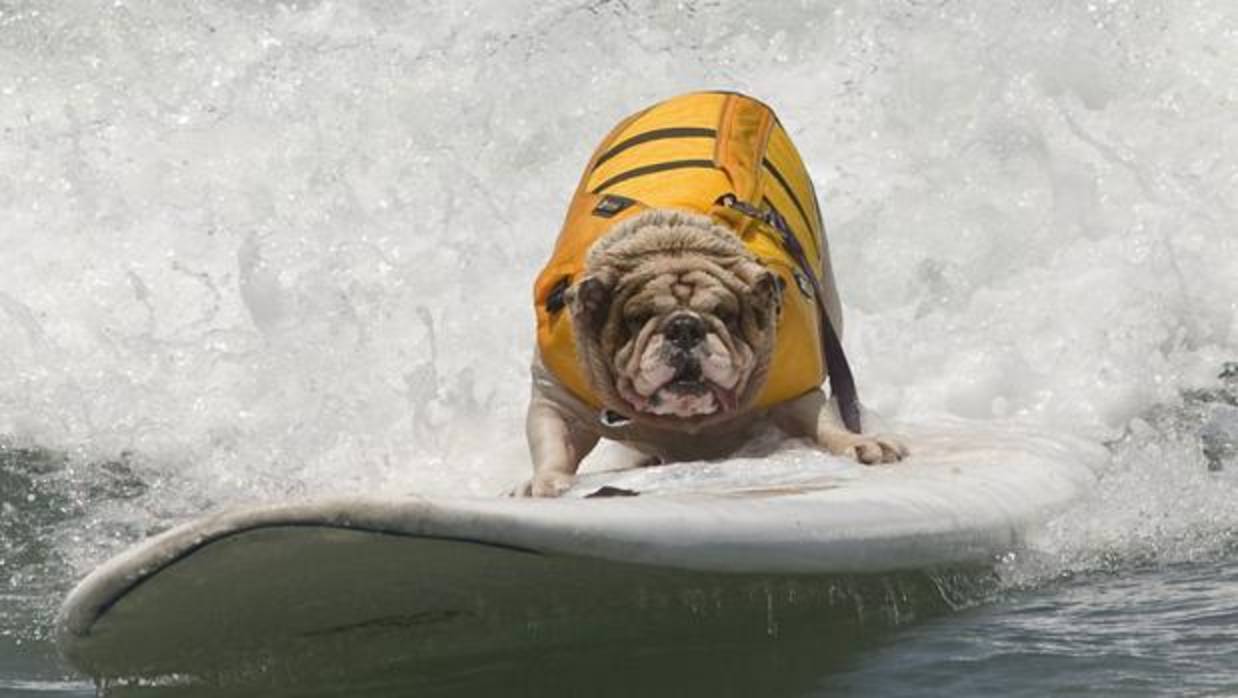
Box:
[569,212,781,423]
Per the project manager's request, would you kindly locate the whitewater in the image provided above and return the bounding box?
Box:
[1,1,1235,695]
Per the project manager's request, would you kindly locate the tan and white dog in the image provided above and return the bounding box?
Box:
[521,92,905,497]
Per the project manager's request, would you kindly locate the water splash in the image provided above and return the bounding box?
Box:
[1000,367,1238,586]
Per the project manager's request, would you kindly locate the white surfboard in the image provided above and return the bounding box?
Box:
[56,421,1104,681]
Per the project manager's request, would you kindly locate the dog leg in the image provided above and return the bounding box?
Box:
[773,389,907,464]
[519,393,600,497]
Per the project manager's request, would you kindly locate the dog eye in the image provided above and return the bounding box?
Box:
[625,313,650,332]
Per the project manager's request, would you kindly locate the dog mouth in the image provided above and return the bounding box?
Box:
[615,327,744,419]
[622,367,739,418]
[655,379,738,416]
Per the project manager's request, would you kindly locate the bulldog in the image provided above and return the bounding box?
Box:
[520,92,905,497]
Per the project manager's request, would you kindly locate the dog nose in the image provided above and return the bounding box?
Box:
[663,314,705,349]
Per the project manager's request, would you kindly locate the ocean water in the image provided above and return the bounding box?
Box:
[1,0,1236,695]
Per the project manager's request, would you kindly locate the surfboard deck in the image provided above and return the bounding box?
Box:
[56,421,1105,680]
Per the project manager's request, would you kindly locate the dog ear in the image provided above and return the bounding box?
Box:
[569,274,614,331]
[750,270,782,328]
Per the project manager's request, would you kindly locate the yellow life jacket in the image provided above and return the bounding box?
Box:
[534,91,860,429]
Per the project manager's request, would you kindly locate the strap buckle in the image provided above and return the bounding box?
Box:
[715,193,790,235]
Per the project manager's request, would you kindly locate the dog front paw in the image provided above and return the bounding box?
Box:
[515,472,576,498]
[820,432,908,465]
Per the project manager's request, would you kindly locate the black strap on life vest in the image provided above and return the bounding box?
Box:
[716,195,863,434]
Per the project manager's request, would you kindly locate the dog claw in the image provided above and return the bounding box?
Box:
[854,441,883,464]
[521,472,575,498]
[829,433,909,465]
[869,434,909,464]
